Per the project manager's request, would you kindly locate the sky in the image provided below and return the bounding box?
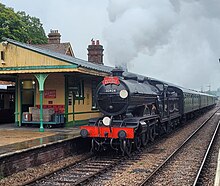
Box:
[1,0,220,91]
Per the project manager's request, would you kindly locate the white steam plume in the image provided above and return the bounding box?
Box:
[104,0,220,90]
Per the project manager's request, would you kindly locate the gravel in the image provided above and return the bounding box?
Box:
[0,153,90,186]
[0,108,218,186]
[146,112,219,185]
[86,108,219,186]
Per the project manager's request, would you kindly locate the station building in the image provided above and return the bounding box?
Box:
[0,30,112,131]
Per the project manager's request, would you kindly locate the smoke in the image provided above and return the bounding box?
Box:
[104,0,178,65]
[104,0,220,90]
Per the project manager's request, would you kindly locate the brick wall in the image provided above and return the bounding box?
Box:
[0,137,91,177]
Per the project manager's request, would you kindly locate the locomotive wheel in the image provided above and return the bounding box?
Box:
[171,121,176,130]
[91,138,100,153]
[141,131,149,147]
[134,135,141,151]
[120,139,132,156]
[164,122,171,134]
[160,123,168,134]
[149,125,156,142]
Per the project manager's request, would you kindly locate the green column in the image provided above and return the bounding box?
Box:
[39,90,44,132]
[34,74,49,132]
[64,75,69,123]
[15,76,19,126]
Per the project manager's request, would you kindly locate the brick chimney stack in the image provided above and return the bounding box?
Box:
[87,39,104,65]
[48,30,61,44]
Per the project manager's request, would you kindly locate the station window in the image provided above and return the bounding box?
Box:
[21,80,36,90]
[68,77,84,102]
[0,94,4,109]
[1,51,4,61]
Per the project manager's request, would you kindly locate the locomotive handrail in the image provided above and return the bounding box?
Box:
[99,92,118,95]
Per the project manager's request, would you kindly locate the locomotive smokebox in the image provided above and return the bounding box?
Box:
[111,67,124,77]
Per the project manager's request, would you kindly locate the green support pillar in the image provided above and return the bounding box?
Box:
[64,75,69,123]
[15,76,19,126]
[39,90,44,131]
[34,74,49,132]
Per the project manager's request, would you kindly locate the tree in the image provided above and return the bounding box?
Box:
[0,3,47,44]
[17,11,47,44]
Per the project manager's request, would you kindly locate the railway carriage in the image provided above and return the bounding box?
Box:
[80,68,216,155]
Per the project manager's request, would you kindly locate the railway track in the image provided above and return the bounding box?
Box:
[192,122,220,186]
[84,108,220,186]
[19,108,219,186]
[27,155,124,186]
[139,109,220,186]
[195,114,220,185]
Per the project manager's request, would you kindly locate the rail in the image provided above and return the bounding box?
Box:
[139,108,219,186]
[192,120,220,185]
[25,155,123,186]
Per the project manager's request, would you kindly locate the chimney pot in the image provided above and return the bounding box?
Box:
[48,29,61,44]
[87,39,104,65]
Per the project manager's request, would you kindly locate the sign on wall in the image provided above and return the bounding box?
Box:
[44,90,56,99]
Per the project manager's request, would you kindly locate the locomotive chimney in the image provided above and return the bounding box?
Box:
[111,67,124,77]
[48,29,61,44]
[87,39,104,65]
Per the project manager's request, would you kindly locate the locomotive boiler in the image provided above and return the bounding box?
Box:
[96,69,158,116]
[80,68,216,156]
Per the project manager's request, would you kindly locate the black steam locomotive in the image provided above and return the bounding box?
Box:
[80,68,216,155]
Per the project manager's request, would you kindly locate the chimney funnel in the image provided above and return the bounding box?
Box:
[111,67,124,77]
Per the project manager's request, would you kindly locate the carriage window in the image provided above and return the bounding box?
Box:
[155,84,164,91]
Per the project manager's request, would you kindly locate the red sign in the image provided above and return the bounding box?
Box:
[36,105,64,113]
[44,90,56,99]
[102,76,120,85]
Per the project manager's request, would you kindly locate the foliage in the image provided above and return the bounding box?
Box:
[17,11,47,44]
[0,3,47,44]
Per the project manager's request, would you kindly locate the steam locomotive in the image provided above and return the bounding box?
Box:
[80,68,216,155]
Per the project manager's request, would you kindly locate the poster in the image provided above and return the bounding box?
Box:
[44,90,56,99]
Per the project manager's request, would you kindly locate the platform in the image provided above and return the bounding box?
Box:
[0,123,80,158]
